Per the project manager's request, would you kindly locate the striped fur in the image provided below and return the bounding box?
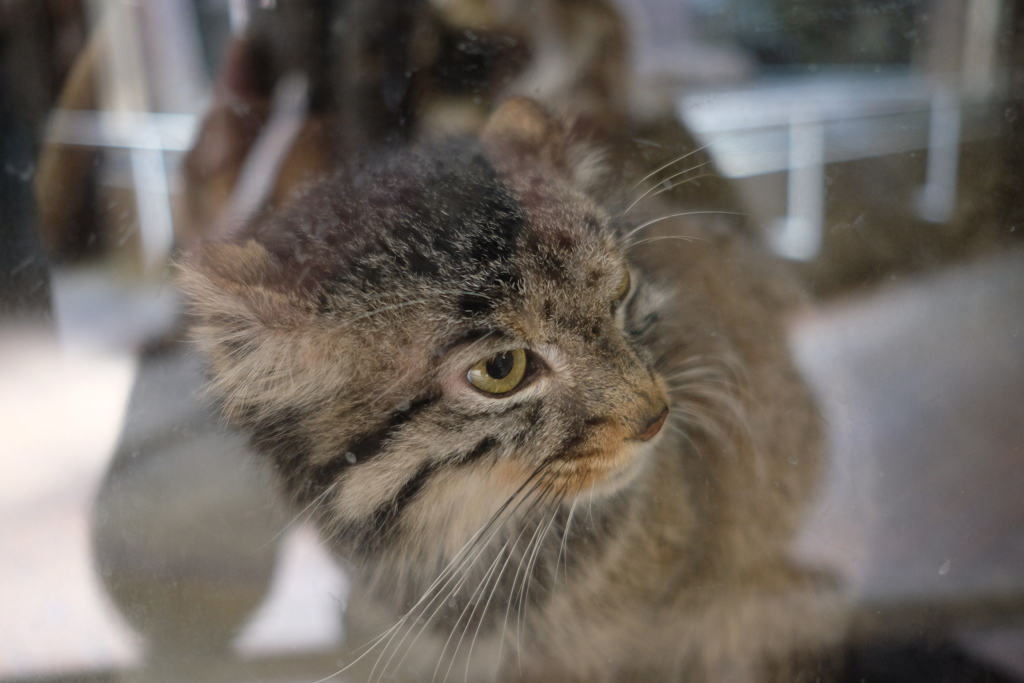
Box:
[182,98,845,682]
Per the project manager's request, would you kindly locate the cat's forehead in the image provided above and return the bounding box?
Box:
[323,145,604,268]
[245,138,624,337]
[377,139,615,259]
[428,143,624,316]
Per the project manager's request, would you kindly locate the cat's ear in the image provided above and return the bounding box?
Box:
[179,241,338,420]
[481,97,608,194]
[179,241,312,330]
[481,97,567,168]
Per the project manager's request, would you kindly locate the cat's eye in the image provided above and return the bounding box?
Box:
[467,349,528,394]
[615,268,631,302]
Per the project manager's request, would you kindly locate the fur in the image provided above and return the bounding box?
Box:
[181,98,845,682]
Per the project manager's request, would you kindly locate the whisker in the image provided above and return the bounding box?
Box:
[492,484,559,680]
[387,476,551,670]
[623,211,745,243]
[628,133,733,191]
[337,467,553,681]
[463,532,524,683]
[672,403,730,445]
[525,493,564,600]
[665,420,704,459]
[663,352,749,389]
[452,485,557,683]
[309,621,407,683]
[662,353,753,455]
[434,480,557,683]
[486,492,560,682]
[435,534,513,683]
[509,486,560,675]
[626,235,706,251]
[263,479,340,549]
[663,366,729,382]
[621,161,712,216]
[587,482,596,527]
[623,172,722,217]
[555,496,579,587]
[516,486,565,666]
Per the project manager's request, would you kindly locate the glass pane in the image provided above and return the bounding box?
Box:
[2,1,1022,681]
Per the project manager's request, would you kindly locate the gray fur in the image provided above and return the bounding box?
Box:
[182,99,845,682]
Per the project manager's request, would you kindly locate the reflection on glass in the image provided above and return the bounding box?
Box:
[1,0,1022,681]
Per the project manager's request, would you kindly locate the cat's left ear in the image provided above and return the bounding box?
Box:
[481,97,608,195]
[481,97,567,167]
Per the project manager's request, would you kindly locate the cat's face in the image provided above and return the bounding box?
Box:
[183,99,669,556]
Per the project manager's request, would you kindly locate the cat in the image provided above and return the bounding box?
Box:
[181,97,846,682]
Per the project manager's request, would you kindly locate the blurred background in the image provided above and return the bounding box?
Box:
[1,0,1022,681]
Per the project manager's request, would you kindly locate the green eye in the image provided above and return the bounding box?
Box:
[615,268,631,302]
[467,349,528,394]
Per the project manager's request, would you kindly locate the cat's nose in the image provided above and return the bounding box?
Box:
[636,406,669,442]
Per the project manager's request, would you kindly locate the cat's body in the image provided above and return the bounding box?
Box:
[183,99,845,682]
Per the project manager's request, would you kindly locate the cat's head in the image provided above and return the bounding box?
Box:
[181,98,669,555]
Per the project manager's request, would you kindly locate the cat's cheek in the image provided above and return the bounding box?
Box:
[588,448,654,495]
[547,439,656,498]
[602,438,663,493]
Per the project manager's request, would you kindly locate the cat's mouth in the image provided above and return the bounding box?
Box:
[553,441,658,496]
[545,408,669,495]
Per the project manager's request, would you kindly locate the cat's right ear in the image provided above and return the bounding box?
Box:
[179,241,338,420]
[180,241,310,329]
